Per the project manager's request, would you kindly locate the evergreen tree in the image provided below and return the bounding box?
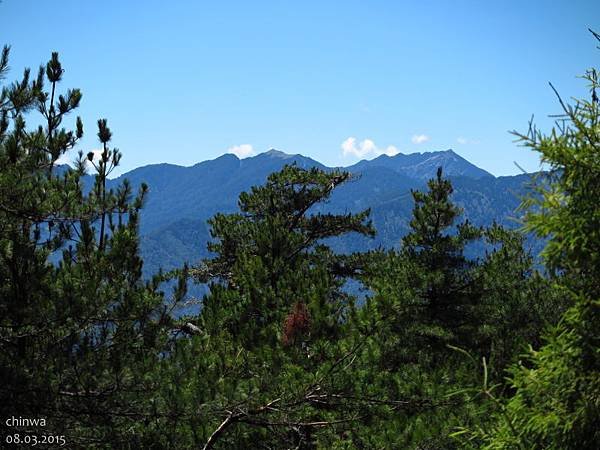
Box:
[400,167,484,355]
[193,165,374,349]
[166,166,376,448]
[468,33,600,450]
[0,48,186,447]
[359,169,554,448]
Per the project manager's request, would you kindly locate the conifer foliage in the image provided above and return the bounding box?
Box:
[193,165,374,348]
[0,48,185,447]
[173,165,383,448]
[466,31,600,450]
[354,165,552,447]
[401,167,484,353]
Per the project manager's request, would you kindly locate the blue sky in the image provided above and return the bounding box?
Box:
[2,0,599,176]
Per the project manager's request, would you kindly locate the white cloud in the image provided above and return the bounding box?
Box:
[227,144,255,158]
[341,137,400,158]
[457,137,480,145]
[341,137,360,156]
[411,134,430,145]
[382,145,399,156]
[55,152,73,166]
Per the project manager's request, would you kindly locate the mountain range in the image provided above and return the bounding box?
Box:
[74,148,537,277]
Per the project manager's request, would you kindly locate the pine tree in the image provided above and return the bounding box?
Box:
[0,48,186,447]
[169,165,379,448]
[360,169,553,448]
[193,165,374,349]
[401,167,484,354]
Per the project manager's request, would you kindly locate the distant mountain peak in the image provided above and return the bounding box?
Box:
[200,152,240,165]
[218,152,240,160]
[348,148,492,180]
[261,149,294,159]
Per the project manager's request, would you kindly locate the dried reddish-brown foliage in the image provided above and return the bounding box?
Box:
[282,301,311,346]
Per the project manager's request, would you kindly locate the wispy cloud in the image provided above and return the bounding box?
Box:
[55,152,74,166]
[228,144,255,158]
[411,134,430,145]
[341,137,399,158]
[457,136,480,145]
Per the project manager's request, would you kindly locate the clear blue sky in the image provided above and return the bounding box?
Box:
[2,0,599,176]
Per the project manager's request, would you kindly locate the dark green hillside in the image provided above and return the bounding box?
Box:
[134,157,536,275]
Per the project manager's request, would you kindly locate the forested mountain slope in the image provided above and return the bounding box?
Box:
[92,150,535,274]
